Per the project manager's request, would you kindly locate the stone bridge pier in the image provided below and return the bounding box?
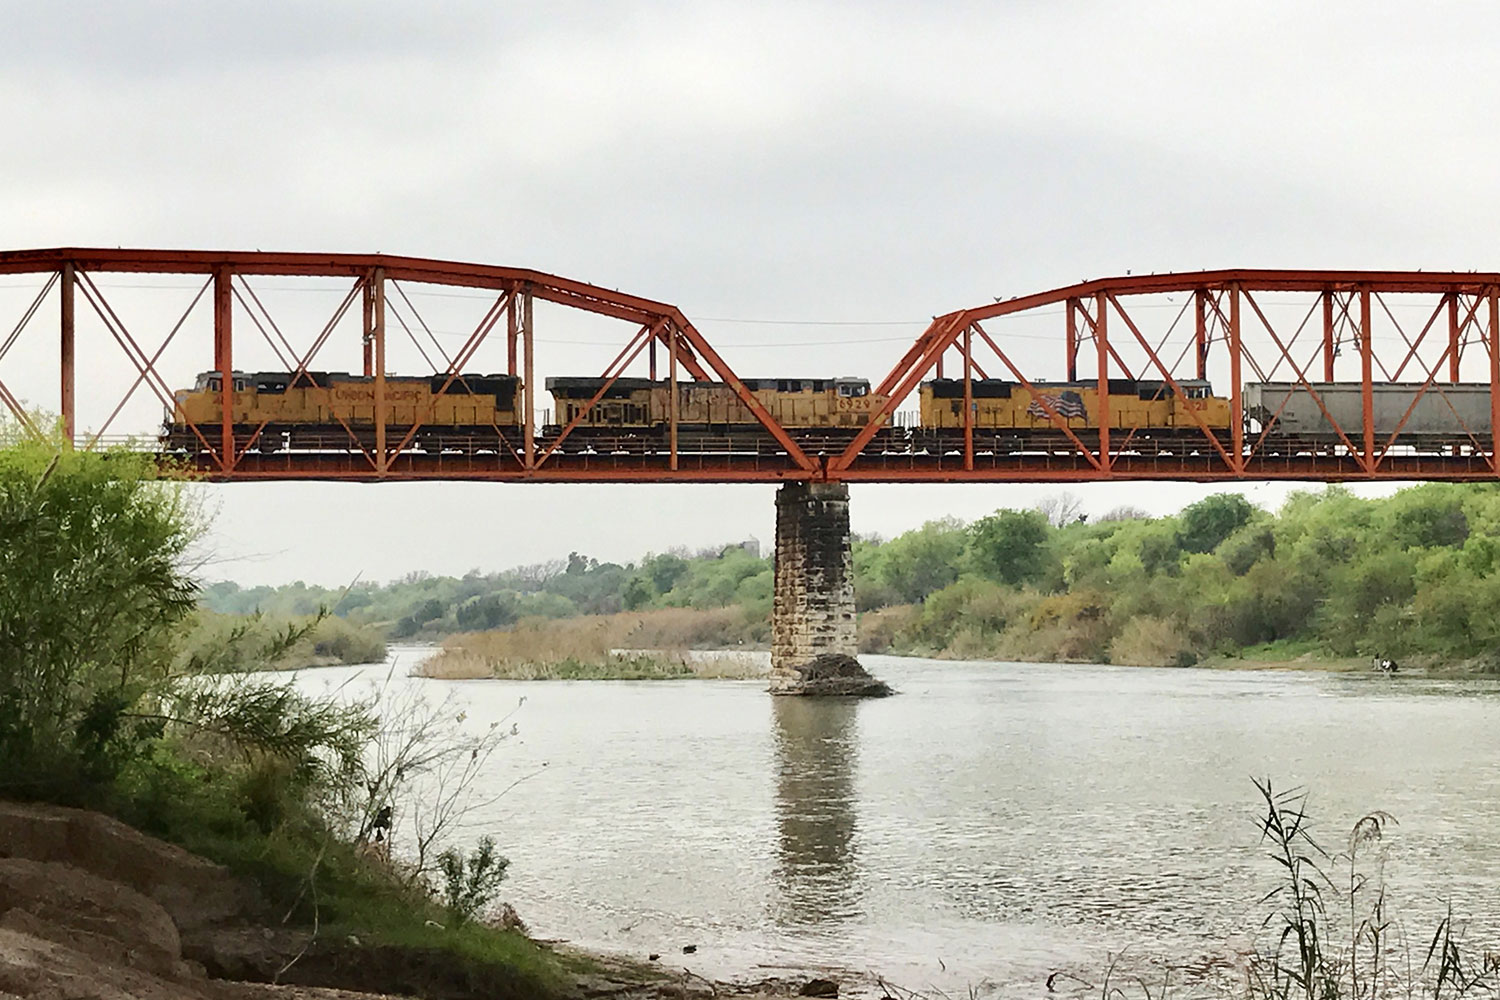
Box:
[770,482,892,697]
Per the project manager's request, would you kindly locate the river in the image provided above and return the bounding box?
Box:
[291,651,1500,997]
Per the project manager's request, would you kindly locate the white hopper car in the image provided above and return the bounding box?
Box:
[1245,382,1495,453]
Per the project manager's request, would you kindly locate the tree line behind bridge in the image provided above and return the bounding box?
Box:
[204,481,1500,671]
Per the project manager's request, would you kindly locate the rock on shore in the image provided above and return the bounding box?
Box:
[0,801,856,1000]
[0,800,391,1000]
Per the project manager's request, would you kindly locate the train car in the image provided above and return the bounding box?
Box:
[162,370,523,454]
[1246,382,1494,453]
[542,376,892,452]
[917,378,1231,453]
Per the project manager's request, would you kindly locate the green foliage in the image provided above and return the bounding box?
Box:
[180,611,387,672]
[1218,522,1276,576]
[1385,482,1470,549]
[204,542,768,639]
[849,484,1500,669]
[436,836,512,924]
[0,429,198,791]
[643,553,689,593]
[965,508,1053,585]
[863,518,966,603]
[306,615,388,664]
[456,593,519,631]
[1178,492,1255,553]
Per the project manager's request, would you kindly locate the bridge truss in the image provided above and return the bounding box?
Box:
[3,249,1500,483]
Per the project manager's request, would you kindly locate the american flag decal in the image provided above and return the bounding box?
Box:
[1026,390,1087,420]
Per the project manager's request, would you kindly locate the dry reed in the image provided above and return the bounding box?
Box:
[416,609,766,681]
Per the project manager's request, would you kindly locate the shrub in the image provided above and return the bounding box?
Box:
[436,836,511,924]
[0,427,197,793]
[857,605,921,653]
[307,616,387,664]
[1108,616,1197,667]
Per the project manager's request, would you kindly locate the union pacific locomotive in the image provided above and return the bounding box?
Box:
[162,370,521,453]
[542,375,898,452]
[160,370,1500,457]
[919,378,1230,453]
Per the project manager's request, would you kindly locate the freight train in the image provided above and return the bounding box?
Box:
[159,370,1500,457]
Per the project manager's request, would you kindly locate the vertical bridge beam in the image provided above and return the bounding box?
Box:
[1489,287,1500,471]
[214,268,234,471]
[1229,283,1243,473]
[1194,288,1208,380]
[60,262,75,445]
[1095,292,1110,472]
[522,285,534,469]
[1360,286,1374,472]
[371,268,386,474]
[770,483,891,697]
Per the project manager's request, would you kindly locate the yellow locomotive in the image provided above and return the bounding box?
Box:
[542,376,897,451]
[163,370,522,453]
[917,378,1232,453]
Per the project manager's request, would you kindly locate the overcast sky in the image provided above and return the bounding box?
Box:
[3,1,1493,585]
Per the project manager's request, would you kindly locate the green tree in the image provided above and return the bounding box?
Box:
[621,575,654,610]
[1178,493,1255,554]
[869,517,967,603]
[1384,484,1469,549]
[0,429,198,784]
[1218,523,1276,576]
[643,553,689,594]
[455,593,518,631]
[966,509,1053,586]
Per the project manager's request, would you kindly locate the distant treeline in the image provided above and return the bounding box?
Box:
[203,541,773,640]
[204,483,1500,670]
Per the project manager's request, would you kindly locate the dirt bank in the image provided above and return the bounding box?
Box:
[0,801,864,1000]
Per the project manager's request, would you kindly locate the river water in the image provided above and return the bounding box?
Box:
[293,651,1500,997]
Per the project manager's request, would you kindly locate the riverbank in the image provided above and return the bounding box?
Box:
[0,798,869,1000]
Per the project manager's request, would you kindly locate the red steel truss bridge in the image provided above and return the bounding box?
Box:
[4,248,1500,484]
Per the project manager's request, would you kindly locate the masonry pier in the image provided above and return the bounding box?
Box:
[770,482,892,696]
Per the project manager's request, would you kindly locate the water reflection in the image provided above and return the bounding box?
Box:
[771,696,862,926]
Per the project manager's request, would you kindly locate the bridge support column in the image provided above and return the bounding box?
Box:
[771,482,891,697]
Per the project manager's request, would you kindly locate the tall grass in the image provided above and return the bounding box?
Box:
[418,611,766,680]
[1244,778,1499,1000]
[1058,781,1500,1000]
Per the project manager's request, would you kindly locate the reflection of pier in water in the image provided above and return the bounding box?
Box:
[771,697,862,926]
